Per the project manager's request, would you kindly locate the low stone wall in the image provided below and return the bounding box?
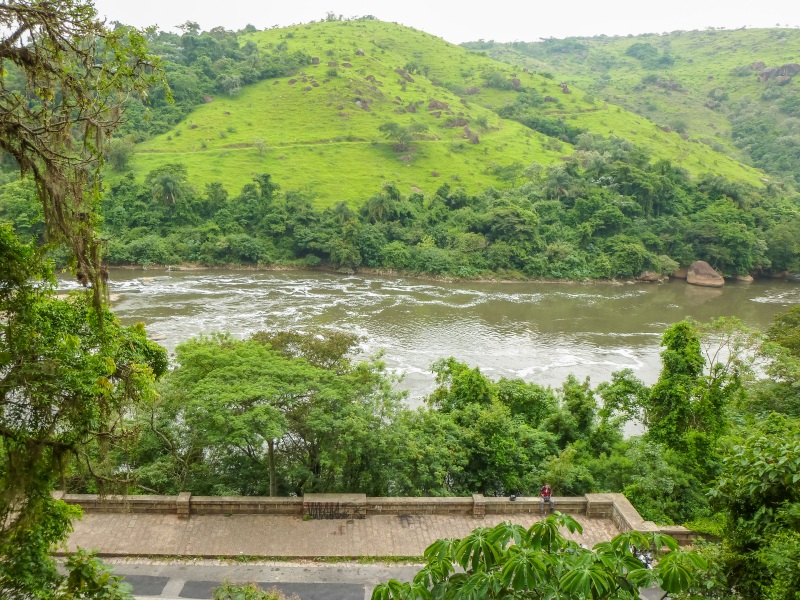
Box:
[190,495,303,516]
[484,496,586,516]
[367,496,474,516]
[54,493,178,515]
[53,490,697,544]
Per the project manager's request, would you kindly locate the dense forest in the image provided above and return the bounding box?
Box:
[6,133,797,279]
[14,21,800,279]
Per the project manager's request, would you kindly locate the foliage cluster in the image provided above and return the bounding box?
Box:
[64,308,800,598]
[373,517,705,599]
[116,24,310,140]
[474,28,800,187]
[1,2,167,597]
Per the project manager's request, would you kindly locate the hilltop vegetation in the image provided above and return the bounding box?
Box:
[115,18,765,203]
[467,27,800,186]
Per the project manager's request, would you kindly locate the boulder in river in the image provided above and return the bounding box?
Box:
[671,267,688,279]
[735,274,754,283]
[687,261,724,288]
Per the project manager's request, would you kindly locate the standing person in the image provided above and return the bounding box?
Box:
[540,483,554,513]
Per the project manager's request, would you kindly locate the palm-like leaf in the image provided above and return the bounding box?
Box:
[655,550,709,594]
[500,546,548,591]
[559,564,616,599]
[455,527,502,571]
[490,521,530,548]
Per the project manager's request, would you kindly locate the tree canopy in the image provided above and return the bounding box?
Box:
[0,0,165,300]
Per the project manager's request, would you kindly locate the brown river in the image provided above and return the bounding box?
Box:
[59,269,800,403]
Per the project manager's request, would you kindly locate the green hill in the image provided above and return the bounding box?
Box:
[467,27,800,186]
[125,19,764,206]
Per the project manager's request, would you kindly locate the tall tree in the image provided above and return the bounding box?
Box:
[0,2,166,596]
[0,0,165,301]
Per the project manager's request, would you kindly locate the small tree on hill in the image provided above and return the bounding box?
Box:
[379,121,428,152]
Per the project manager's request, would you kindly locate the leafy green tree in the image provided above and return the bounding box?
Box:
[105,137,136,172]
[378,121,428,152]
[751,306,800,417]
[646,321,704,447]
[708,415,800,599]
[495,377,557,428]
[0,229,167,597]
[428,357,494,412]
[146,163,191,205]
[373,515,707,599]
[452,401,557,496]
[766,305,800,358]
[136,330,404,496]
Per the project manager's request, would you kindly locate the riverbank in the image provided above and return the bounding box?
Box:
[104,262,798,287]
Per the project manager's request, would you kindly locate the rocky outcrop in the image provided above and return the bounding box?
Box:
[759,63,800,82]
[687,261,724,288]
[394,67,414,82]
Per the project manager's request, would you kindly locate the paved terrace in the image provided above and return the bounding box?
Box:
[58,492,694,558]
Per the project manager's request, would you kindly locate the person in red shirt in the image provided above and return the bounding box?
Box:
[540,483,554,513]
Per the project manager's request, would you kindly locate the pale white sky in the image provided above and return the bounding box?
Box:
[93,0,800,43]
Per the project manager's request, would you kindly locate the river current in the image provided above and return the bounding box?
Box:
[59,269,800,403]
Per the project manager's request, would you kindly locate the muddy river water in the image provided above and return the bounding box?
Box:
[60,269,800,403]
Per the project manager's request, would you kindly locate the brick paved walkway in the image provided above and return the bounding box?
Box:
[65,513,621,558]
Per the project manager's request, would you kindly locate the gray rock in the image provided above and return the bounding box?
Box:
[687,261,724,288]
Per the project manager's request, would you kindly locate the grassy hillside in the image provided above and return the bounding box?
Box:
[470,28,800,185]
[126,19,764,206]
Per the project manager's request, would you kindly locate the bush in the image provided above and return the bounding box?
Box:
[213,581,298,600]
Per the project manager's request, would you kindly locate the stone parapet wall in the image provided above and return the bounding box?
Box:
[53,490,698,544]
[190,496,303,516]
[304,493,366,519]
[367,496,474,516]
[54,492,177,514]
[484,496,586,515]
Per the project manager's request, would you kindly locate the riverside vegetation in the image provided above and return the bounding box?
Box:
[4,145,799,279]
[67,312,800,599]
[1,3,799,599]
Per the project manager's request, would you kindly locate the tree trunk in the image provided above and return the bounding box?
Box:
[268,439,277,497]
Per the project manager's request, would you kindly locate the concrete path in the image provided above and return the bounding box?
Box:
[100,558,665,600]
[102,559,420,600]
[66,513,622,558]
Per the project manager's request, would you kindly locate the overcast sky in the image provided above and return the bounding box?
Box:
[92,0,800,43]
